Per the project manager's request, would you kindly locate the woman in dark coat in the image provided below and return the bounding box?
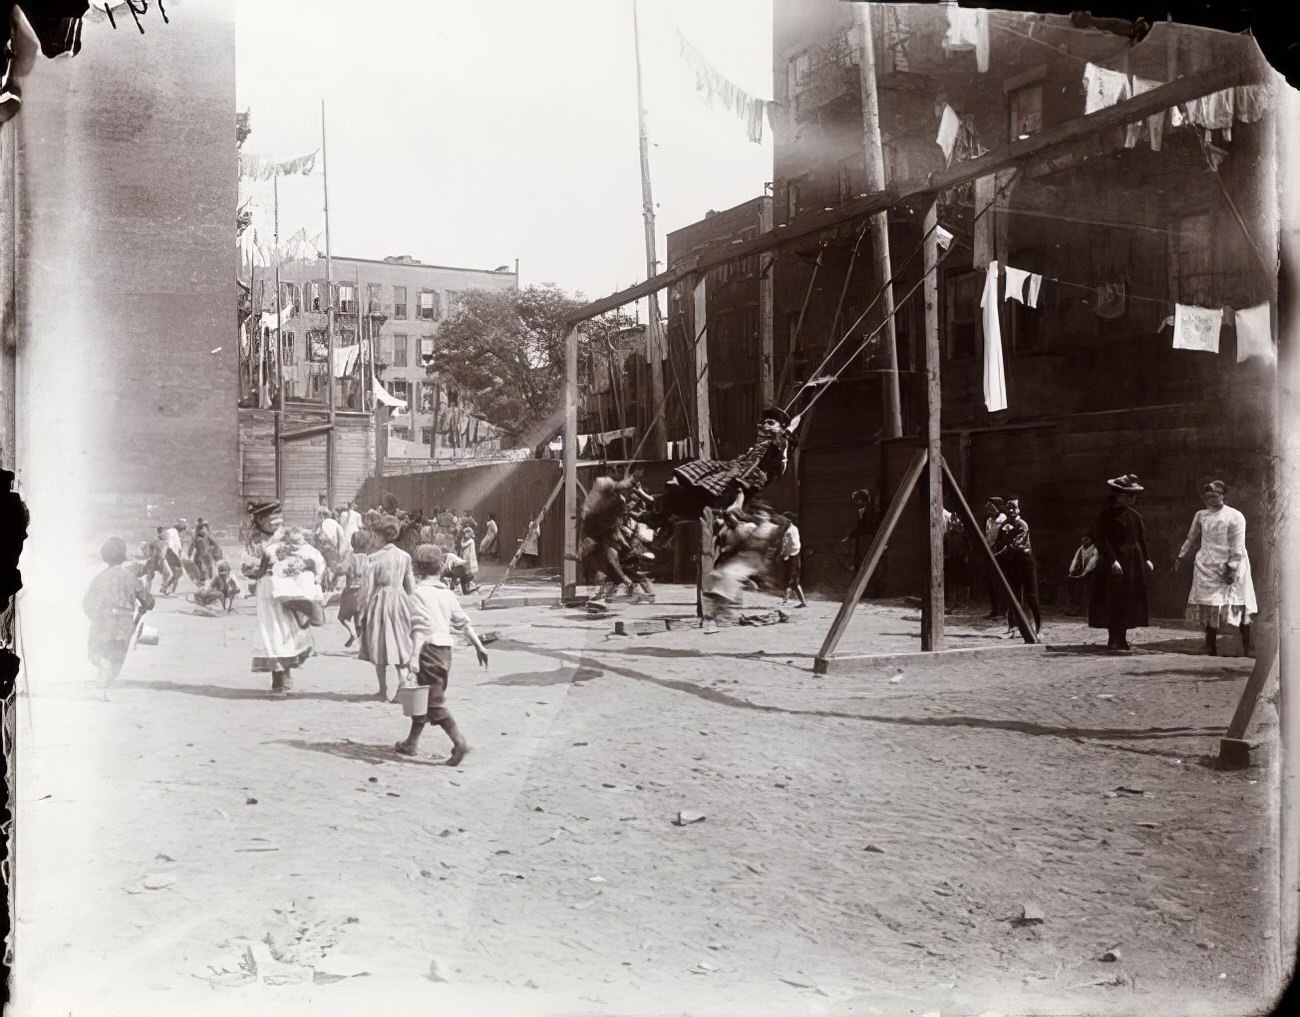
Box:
[1088,473,1155,651]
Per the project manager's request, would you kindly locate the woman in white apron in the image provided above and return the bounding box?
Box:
[1175,480,1257,656]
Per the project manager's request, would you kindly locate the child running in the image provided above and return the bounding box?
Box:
[394,544,488,766]
[82,537,155,698]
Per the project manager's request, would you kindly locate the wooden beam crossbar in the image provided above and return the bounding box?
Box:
[567,66,1253,327]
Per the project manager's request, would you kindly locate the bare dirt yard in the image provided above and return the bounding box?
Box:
[11,558,1286,1016]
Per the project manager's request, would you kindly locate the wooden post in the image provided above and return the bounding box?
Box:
[321,100,336,508]
[562,325,579,601]
[922,203,944,650]
[633,0,667,456]
[759,199,775,406]
[374,402,387,507]
[693,277,714,617]
[854,1,902,437]
[815,449,927,671]
[1270,80,1299,961]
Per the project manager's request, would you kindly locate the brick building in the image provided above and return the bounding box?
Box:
[272,254,517,454]
[654,3,1280,616]
[5,4,238,539]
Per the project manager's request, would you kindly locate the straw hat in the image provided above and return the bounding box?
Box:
[1107,474,1144,493]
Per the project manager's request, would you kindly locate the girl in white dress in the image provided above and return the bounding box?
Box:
[1175,480,1257,656]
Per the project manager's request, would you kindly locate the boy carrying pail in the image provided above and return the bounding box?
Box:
[394,544,488,766]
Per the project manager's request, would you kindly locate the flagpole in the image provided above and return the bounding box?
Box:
[274,171,285,500]
[632,0,667,456]
[322,99,336,508]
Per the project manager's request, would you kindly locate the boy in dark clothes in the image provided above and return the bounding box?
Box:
[83,536,155,697]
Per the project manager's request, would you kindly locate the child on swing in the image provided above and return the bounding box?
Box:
[394,544,488,766]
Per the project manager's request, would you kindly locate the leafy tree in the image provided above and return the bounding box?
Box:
[426,284,638,445]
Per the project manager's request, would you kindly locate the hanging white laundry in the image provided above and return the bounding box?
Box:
[1083,62,1130,115]
[372,376,407,409]
[1025,273,1043,309]
[1234,302,1275,365]
[936,103,961,162]
[1172,303,1223,353]
[981,261,1008,413]
[1121,77,1168,151]
[935,225,954,251]
[942,3,989,72]
[1003,265,1031,304]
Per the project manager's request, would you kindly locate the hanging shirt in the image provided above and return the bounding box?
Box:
[1083,63,1131,115]
[1172,303,1223,353]
[781,524,801,560]
[1004,266,1031,304]
[1025,273,1043,309]
[936,103,961,162]
[1235,302,1275,365]
[981,261,1008,413]
[943,3,989,72]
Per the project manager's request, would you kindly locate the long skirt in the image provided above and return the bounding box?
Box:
[252,578,312,673]
[359,587,415,670]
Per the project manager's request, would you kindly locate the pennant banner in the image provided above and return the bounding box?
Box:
[677,30,770,144]
[239,150,319,181]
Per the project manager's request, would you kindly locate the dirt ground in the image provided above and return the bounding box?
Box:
[10,555,1287,1017]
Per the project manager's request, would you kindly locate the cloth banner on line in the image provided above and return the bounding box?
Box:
[1172,303,1223,353]
[677,29,771,144]
[373,376,408,409]
[1235,302,1275,364]
[240,150,319,181]
[981,260,1008,413]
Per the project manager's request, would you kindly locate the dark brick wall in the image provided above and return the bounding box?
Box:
[15,7,238,540]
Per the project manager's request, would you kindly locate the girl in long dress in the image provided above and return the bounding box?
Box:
[1175,480,1257,656]
[1088,474,1155,652]
[242,500,318,694]
[479,514,499,560]
[358,515,417,700]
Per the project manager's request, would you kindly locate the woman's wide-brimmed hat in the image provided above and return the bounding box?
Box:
[1203,479,1227,495]
[1107,473,1144,493]
[759,406,791,428]
[246,499,281,518]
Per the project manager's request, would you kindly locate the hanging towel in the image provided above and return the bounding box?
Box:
[1235,302,1275,365]
[943,4,989,72]
[1004,265,1031,304]
[1122,77,1168,151]
[973,174,996,269]
[981,261,1008,412]
[1172,304,1223,353]
[1025,273,1043,309]
[936,103,961,162]
[1083,62,1130,115]
[373,377,408,409]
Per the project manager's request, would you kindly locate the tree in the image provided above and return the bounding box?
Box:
[426,284,637,445]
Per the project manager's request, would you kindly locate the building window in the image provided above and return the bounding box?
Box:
[1173,211,1213,305]
[419,335,435,365]
[388,379,410,404]
[392,426,411,441]
[786,179,803,221]
[393,333,409,367]
[308,282,321,311]
[420,427,434,445]
[787,50,812,97]
[1008,82,1044,142]
[445,290,461,316]
[419,381,437,411]
[944,270,982,360]
[282,331,296,365]
[838,158,860,204]
[393,285,407,319]
[366,283,382,313]
[338,284,356,313]
[419,289,440,320]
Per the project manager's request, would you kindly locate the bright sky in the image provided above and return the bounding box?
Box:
[236,0,774,304]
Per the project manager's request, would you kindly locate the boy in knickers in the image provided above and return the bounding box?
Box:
[394,544,488,766]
